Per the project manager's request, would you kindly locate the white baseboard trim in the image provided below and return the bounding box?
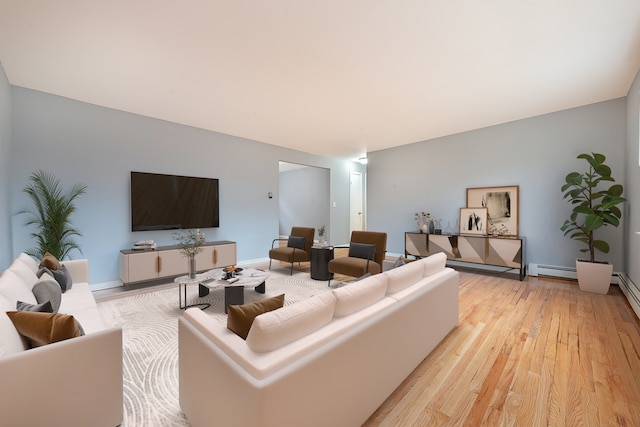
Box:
[617,273,640,319]
[91,280,123,291]
[446,260,521,276]
[238,257,270,266]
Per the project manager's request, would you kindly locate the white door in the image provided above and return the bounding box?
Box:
[350,171,364,232]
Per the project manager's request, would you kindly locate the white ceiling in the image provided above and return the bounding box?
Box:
[1,1,639,158]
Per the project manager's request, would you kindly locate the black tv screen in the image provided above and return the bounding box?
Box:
[130,171,219,231]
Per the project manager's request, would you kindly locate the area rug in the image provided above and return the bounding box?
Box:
[96,268,339,427]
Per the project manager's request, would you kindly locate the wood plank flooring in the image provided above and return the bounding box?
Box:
[101,249,640,425]
[363,271,640,426]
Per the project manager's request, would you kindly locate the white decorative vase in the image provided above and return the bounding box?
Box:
[575,259,613,294]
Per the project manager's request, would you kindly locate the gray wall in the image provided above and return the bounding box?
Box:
[625,68,640,287]
[368,98,627,273]
[279,166,330,240]
[7,87,360,285]
[0,64,11,270]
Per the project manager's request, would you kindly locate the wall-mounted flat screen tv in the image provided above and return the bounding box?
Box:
[130,171,219,231]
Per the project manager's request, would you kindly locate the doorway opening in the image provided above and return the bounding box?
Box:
[278,161,330,242]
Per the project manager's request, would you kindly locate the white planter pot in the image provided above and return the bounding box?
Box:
[575,259,613,294]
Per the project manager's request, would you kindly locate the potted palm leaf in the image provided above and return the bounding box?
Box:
[560,152,625,294]
[16,170,87,260]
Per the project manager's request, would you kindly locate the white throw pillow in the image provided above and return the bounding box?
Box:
[246,292,336,353]
[17,253,39,274]
[423,252,447,276]
[0,294,27,356]
[0,270,37,305]
[332,274,388,317]
[8,258,39,291]
[384,259,425,294]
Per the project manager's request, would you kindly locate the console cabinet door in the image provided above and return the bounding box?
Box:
[158,249,188,277]
[123,251,160,283]
[195,246,215,271]
[213,243,236,268]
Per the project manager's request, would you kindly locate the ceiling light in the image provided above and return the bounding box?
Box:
[358,157,368,165]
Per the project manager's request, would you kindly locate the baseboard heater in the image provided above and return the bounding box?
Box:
[617,273,640,319]
[529,263,640,319]
[527,263,578,280]
[528,262,619,284]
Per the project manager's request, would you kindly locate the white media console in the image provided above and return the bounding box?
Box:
[119,240,236,285]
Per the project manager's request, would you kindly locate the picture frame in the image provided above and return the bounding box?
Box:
[466,185,519,237]
[459,207,488,235]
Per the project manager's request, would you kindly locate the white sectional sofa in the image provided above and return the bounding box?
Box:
[0,253,123,427]
[179,252,459,427]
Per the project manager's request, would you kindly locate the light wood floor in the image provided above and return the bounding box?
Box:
[363,270,640,426]
[101,251,640,425]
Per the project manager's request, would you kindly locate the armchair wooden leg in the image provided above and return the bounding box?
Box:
[269,259,272,270]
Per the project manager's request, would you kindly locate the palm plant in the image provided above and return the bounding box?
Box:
[16,170,87,260]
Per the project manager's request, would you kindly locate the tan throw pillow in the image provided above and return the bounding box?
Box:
[39,252,60,271]
[227,294,285,339]
[6,311,84,348]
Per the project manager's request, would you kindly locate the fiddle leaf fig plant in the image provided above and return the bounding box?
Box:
[560,152,625,263]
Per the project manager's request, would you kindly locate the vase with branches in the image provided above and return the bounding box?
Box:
[15,170,87,260]
[174,229,206,278]
[318,225,326,245]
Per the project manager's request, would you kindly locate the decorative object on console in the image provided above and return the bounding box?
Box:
[174,229,206,279]
[15,170,87,260]
[459,207,487,235]
[561,152,625,294]
[133,240,157,250]
[318,225,326,245]
[414,211,434,233]
[467,185,519,237]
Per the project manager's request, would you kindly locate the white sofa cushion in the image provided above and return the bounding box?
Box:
[423,252,447,276]
[17,253,39,274]
[58,283,104,334]
[8,259,39,293]
[0,270,37,305]
[0,294,27,356]
[385,258,425,294]
[332,273,388,317]
[246,292,336,352]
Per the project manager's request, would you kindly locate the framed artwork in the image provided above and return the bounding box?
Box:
[466,185,519,237]
[459,207,487,235]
